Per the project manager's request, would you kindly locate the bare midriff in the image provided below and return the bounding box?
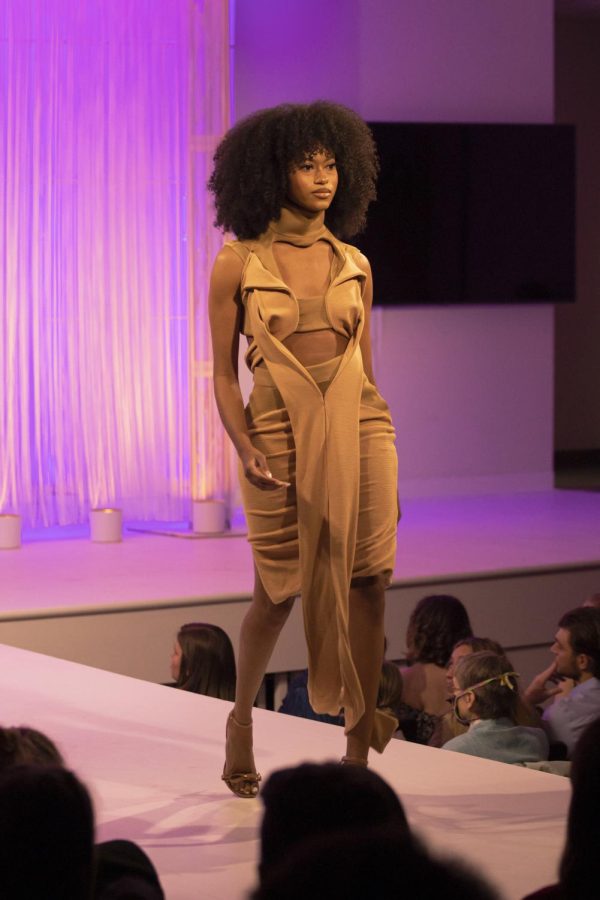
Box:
[245,328,348,368]
[271,239,348,367]
[282,330,348,367]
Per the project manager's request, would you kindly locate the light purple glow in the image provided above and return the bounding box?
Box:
[1,1,229,527]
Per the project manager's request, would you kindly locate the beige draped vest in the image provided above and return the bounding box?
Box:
[229,211,398,747]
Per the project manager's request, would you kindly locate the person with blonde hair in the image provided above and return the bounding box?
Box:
[429,636,541,748]
[444,651,548,764]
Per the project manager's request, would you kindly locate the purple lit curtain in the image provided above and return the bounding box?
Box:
[0,0,231,527]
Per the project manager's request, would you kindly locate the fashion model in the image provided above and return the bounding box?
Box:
[208,101,398,797]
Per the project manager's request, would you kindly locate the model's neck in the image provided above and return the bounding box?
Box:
[269,203,328,246]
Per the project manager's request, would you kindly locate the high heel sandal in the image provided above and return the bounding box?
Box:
[222,711,261,798]
[340,756,369,767]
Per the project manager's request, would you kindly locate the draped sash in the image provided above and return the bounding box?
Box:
[237,228,395,744]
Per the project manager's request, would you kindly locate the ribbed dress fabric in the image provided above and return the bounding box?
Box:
[227,210,398,744]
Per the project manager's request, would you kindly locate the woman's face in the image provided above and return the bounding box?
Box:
[446,644,473,693]
[287,150,338,214]
[170,639,183,682]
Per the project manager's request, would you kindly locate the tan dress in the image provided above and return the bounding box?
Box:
[228,214,398,743]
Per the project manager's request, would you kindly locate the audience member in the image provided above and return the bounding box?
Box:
[253,826,499,900]
[430,636,541,747]
[522,716,600,899]
[169,622,236,700]
[0,724,165,899]
[446,636,506,691]
[278,660,403,748]
[95,840,164,900]
[444,651,548,764]
[372,660,404,749]
[377,659,403,714]
[258,762,410,882]
[0,725,64,769]
[396,594,473,743]
[524,607,600,758]
[278,668,344,725]
[0,765,95,899]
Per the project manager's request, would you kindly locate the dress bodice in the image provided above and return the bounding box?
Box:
[225,221,366,370]
[225,208,397,744]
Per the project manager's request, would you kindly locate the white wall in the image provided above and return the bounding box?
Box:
[234,0,555,495]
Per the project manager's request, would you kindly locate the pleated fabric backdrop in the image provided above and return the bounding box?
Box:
[0,0,232,528]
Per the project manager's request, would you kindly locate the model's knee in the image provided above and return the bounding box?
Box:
[259,594,295,630]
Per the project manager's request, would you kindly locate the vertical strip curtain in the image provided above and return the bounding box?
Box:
[188,0,235,506]
[0,0,231,528]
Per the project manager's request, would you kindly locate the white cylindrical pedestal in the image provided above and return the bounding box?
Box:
[0,514,21,550]
[90,508,123,543]
[192,499,227,534]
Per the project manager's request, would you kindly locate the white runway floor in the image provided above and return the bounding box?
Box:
[0,643,570,900]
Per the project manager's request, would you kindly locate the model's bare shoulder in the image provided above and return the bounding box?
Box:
[210,244,245,299]
[222,240,252,264]
[213,242,246,274]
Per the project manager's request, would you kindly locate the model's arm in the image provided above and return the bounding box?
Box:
[208,246,287,491]
[355,252,377,385]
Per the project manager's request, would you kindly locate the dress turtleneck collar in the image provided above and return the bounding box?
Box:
[268,204,329,247]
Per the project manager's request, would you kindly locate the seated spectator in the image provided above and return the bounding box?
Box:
[444,651,548,764]
[253,826,498,900]
[0,765,95,899]
[258,762,410,883]
[524,607,600,758]
[396,594,473,743]
[528,600,600,722]
[522,716,600,899]
[446,637,505,690]
[372,660,404,749]
[95,839,164,900]
[279,660,404,749]
[0,725,165,899]
[169,622,236,700]
[377,660,403,718]
[279,668,344,725]
[0,725,64,769]
[430,637,541,748]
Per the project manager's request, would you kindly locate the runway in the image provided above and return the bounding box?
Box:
[1,489,591,896]
[0,643,570,900]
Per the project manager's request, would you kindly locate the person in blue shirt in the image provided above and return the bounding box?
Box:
[524,606,600,758]
[444,651,548,764]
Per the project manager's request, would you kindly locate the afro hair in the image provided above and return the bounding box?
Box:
[208,101,379,240]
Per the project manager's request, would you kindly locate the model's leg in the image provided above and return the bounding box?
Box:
[224,565,295,784]
[344,574,386,764]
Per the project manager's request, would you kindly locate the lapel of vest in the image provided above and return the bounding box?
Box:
[240,230,367,295]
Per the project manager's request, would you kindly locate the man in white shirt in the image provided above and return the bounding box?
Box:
[525,607,600,758]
